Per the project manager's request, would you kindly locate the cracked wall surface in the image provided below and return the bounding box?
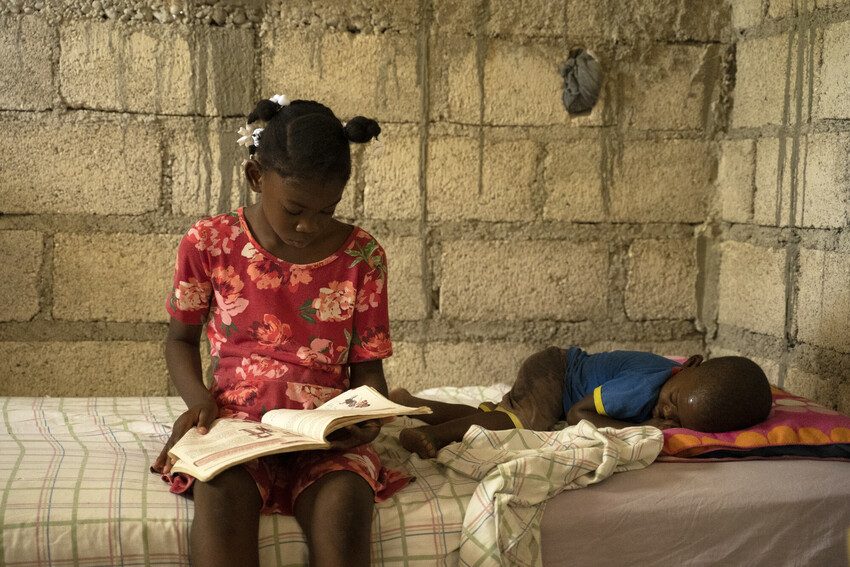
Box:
[0,0,846,413]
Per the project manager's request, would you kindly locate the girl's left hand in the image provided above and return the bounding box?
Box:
[326,418,390,450]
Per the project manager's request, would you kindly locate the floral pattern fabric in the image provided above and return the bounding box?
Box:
[165,209,405,510]
[167,208,393,420]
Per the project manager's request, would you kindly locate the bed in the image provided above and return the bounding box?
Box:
[1,386,848,566]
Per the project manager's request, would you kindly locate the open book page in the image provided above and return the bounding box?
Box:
[168,419,328,482]
[261,385,432,440]
[168,385,430,482]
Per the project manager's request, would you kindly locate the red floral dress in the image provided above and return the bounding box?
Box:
[163,208,409,514]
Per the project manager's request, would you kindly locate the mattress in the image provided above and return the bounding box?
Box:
[541,459,850,566]
[1,388,848,566]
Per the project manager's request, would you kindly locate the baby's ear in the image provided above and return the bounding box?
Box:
[682,355,703,368]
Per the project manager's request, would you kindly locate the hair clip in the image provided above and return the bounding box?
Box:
[237,125,264,148]
[269,94,290,107]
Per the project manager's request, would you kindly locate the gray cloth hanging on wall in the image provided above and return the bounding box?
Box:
[561,49,603,115]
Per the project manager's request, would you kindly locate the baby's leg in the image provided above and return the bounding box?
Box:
[294,470,375,567]
[399,410,515,459]
[389,387,481,425]
[191,466,263,567]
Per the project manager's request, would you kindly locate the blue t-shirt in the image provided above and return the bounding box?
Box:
[562,347,681,423]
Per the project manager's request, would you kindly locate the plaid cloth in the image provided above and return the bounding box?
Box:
[0,386,510,566]
[436,422,663,567]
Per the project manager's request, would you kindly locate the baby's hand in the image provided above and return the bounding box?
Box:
[326,418,385,450]
[152,400,219,475]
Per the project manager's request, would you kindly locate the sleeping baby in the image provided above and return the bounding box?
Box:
[390,347,773,459]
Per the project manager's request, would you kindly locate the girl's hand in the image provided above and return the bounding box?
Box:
[152,400,219,475]
[326,418,390,450]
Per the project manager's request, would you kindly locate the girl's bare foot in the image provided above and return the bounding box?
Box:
[398,427,443,459]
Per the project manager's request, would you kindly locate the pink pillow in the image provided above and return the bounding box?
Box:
[659,386,850,461]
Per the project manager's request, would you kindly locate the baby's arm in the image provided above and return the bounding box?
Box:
[152,318,219,474]
[567,394,678,430]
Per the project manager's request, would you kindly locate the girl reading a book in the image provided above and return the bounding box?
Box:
[151,94,404,567]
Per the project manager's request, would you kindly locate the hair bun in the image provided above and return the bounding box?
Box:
[247,99,283,124]
[344,116,381,144]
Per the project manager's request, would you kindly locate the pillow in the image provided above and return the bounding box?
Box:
[659,386,850,461]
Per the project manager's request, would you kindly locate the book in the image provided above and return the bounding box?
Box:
[168,385,431,481]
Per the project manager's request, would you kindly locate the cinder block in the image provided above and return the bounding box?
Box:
[169,118,247,216]
[488,0,567,36]
[625,239,697,320]
[263,28,420,122]
[800,132,850,229]
[429,35,480,123]
[610,140,713,222]
[542,140,604,222]
[624,44,721,131]
[717,241,787,338]
[382,341,426,390]
[0,231,43,322]
[784,367,836,409]
[441,240,609,321]
[796,248,850,354]
[60,20,193,114]
[732,34,795,128]
[0,117,160,215]
[767,0,795,18]
[0,341,168,396]
[363,126,421,220]
[731,0,764,29]
[428,136,538,221]
[53,233,179,323]
[0,16,54,110]
[433,0,482,32]
[483,39,604,126]
[201,27,257,116]
[424,341,538,387]
[754,137,793,226]
[717,139,755,223]
[381,235,427,321]
[816,20,850,120]
[60,21,252,115]
[566,0,727,42]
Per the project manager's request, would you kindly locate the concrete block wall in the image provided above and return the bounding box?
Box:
[711,0,850,413]
[0,0,774,399]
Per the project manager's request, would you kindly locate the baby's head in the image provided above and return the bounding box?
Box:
[654,356,772,432]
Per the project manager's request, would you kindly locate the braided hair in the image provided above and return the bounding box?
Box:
[245,98,381,186]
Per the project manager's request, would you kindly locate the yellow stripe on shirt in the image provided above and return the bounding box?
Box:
[593,386,607,416]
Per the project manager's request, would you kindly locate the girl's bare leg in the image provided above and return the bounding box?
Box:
[399,410,515,459]
[191,466,263,567]
[294,470,375,567]
[389,388,483,425]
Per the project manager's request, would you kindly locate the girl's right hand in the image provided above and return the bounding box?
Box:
[153,400,219,475]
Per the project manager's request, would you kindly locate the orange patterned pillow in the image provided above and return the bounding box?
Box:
[660,386,850,460]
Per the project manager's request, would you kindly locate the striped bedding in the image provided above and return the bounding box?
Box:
[0,386,508,566]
